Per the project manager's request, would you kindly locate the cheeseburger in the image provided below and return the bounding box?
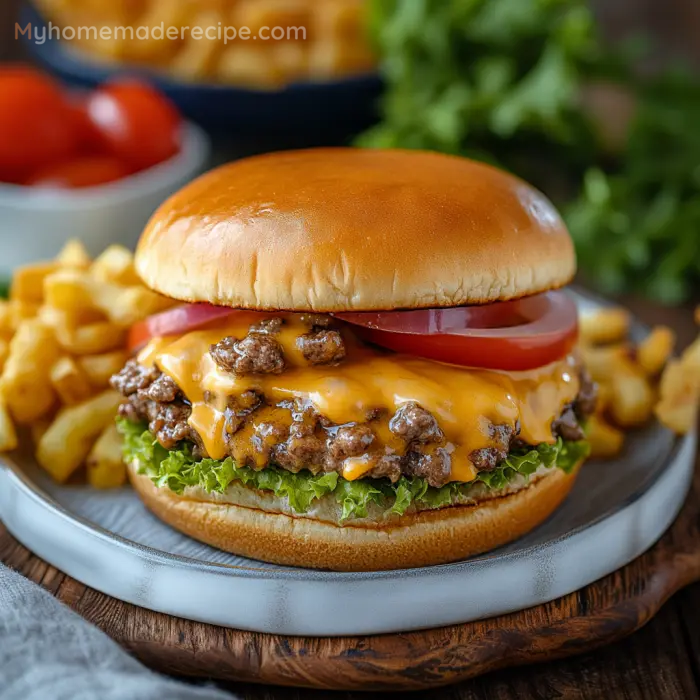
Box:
[112,148,596,571]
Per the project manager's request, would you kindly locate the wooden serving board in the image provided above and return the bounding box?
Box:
[2,451,699,692]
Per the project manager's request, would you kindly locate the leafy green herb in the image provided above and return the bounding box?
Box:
[566,70,700,303]
[359,0,700,302]
[359,0,603,177]
[118,419,588,521]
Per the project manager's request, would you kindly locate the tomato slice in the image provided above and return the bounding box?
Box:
[128,303,236,351]
[128,292,578,370]
[333,291,578,371]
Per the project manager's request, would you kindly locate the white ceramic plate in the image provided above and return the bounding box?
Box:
[0,296,694,636]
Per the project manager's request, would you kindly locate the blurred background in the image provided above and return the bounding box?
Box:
[0,0,699,304]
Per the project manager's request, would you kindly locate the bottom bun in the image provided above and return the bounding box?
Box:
[128,462,581,571]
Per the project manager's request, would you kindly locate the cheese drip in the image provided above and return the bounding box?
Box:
[138,312,581,483]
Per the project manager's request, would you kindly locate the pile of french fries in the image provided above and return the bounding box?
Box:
[0,241,173,488]
[580,306,700,458]
[35,0,375,87]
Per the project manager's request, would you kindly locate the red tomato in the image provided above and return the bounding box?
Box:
[86,80,182,171]
[0,65,79,182]
[334,292,579,371]
[68,99,108,154]
[128,303,237,351]
[27,156,131,189]
[128,293,578,371]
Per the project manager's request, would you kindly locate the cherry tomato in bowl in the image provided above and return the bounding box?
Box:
[86,80,182,171]
[26,156,131,189]
[67,99,108,155]
[0,65,78,182]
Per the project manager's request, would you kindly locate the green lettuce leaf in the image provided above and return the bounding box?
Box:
[117,418,589,521]
[117,419,339,513]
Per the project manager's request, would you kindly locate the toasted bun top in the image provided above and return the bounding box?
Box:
[136,148,575,311]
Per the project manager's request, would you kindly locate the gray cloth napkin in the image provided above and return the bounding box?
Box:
[0,563,235,700]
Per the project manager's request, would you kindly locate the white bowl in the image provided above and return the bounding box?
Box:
[0,123,210,277]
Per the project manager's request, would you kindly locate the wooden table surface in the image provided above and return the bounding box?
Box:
[3,499,700,700]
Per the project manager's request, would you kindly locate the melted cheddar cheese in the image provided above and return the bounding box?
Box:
[138,313,581,483]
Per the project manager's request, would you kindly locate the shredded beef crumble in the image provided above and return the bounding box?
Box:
[389,401,443,443]
[111,360,196,450]
[328,424,375,460]
[210,333,285,375]
[469,423,517,472]
[296,329,346,365]
[249,318,283,334]
[222,390,263,437]
[299,314,332,329]
[143,374,179,403]
[110,360,159,396]
[574,368,597,418]
[405,448,452,488]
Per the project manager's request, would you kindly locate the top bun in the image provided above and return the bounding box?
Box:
[136,149,575,311]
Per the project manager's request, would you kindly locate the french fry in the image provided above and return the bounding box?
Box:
[587,414,625,458]
[87,423,127,488]
[38,303,105,330]
[579,308,630,345]
[90,244,140,286]
[78,350,129,389]
[169,11,225,80]
[0,399,18,452]
[580,344,631,384]
[656,399,699,435]
[123,0,190,62]
[636,327,675,377]
[56,239,91,269]
[9,262,58,304]
[610,371,655,428]
[9,299,40,330]
[0,320,60,424]
[0,338,8,374]
[55,321,126,355]
[50,356,94,405]
[0,241,180,484]
[46,269,170,328]
[656,359,700,434]
[36,390,122,482]
[0,301,12,337]
[43,269,95,314]
[99,286,173,327]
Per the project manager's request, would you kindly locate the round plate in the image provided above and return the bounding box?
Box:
[0,296,694,636]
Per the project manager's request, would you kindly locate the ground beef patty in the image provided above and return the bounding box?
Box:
[111,360,197,450]
[112,358,597,488]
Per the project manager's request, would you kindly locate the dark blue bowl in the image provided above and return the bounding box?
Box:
[19,3,382,143]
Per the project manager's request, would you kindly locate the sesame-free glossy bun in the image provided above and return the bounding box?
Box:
[135,149,575,311]
[128,462,579,571]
